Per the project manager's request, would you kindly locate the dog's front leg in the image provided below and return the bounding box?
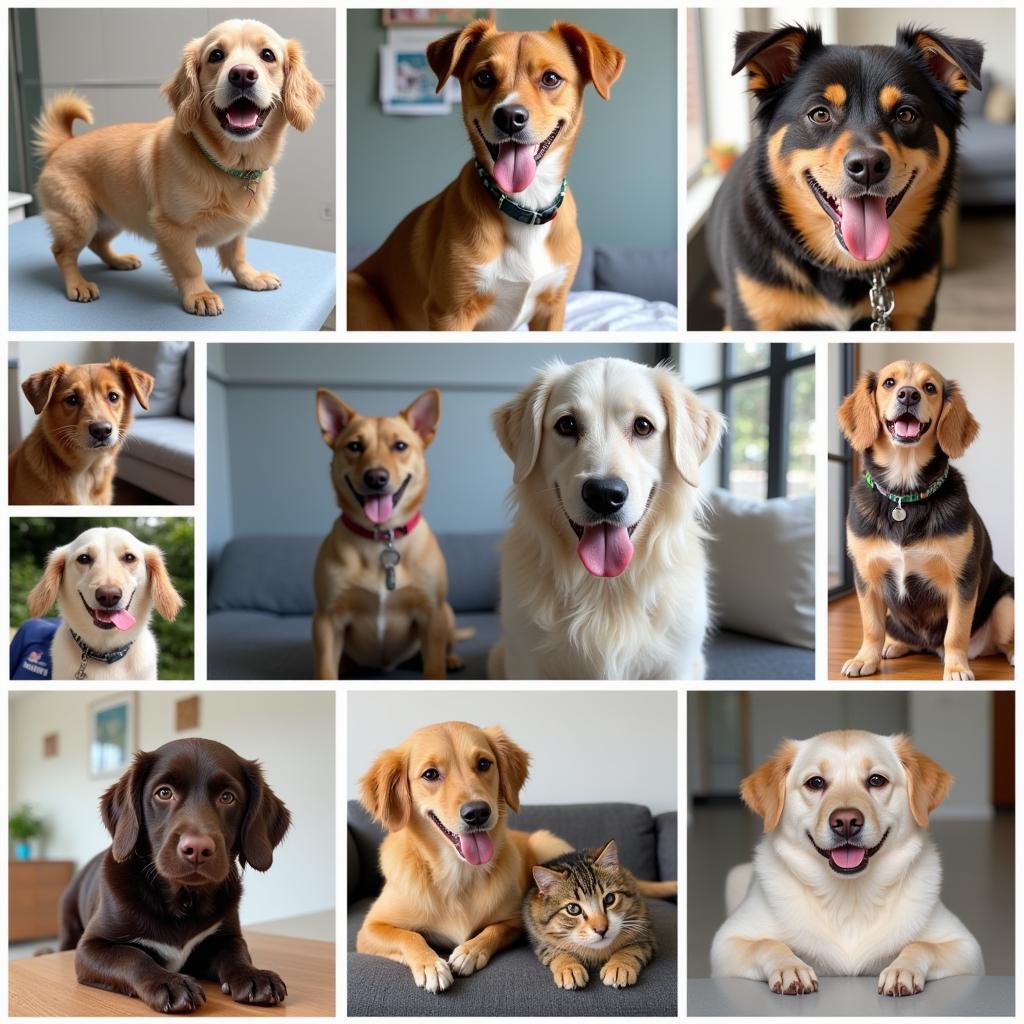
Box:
[714,937,818,995]
[425,294,492,331]
[152,215,223,316]
[357,919,453,993]
[878,936,982,997]
[449,918,521,977]
[197,932,287,1006]
[312,609,344,680]
[528,285,569,331]
[420,604,449,680]
[942,586,979,681]
[841,582,886,677]
[218,236,282,293]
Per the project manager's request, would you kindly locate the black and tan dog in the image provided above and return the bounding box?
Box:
[709,26,983,330]
[837,361,1013,680]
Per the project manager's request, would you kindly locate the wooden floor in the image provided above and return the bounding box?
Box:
[9,931,335,1017]
[828,594,1014,681]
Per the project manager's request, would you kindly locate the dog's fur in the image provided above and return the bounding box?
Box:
[9,359,154,505]
[709,25,982,330]
[34,19,323,315]
[489,358,724,679]
[711,730,983,995]
[357,721,571,992]
[837,361,1013,680]
[312,389,462,679]
[27,526,184,680]
[348,20,624,331]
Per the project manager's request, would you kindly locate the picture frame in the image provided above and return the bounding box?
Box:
[382,9,493,28]
[379,42,453,115]
[88,693,137,778]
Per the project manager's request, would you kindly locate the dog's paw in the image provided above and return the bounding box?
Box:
[66,280,100,302]
[138,973,206,1013]
[108,253,142,270]
[882,640,914,659]
[184,290,224,316]
[240,270,282,291]
[448,942,490,976]
[841,657,879,677]
[446,653,465,673]
[410,955,453,993]
[600,958,639,988]
[944,665,975,681]
[221,967,287,1005]
[768,959,818,995]
[878,961,925,997]
[552,960,588,990]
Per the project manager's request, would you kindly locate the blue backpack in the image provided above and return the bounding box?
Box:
[9,618,59,680]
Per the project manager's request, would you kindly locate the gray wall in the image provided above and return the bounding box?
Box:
[35,7,335,251]
[347,8,677,251]
[207,341,662,557]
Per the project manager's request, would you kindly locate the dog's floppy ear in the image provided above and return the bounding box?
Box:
[894,735,954,827]
[740,740,797,832]
[162,38,203,134]
[27,546,66,618]
[732,25,822,96]
[109,358,154,411]
[22,363,70,415]
[900,27,984,95]
[360,747,411,831]
[239,758,292,871]
[427,18,494,93]
[101,750,158,862]
[936,379,979,459]
[316,389,357,448]
[837,371,880,451]
[659,371,725,488]
[401,389,441,447]
[492,366,559,484]
[145,547,184,622]
[552,23,625,100]
[483,725,530,813]
[283,39,324,132]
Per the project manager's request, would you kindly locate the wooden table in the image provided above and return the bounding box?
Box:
[9,932,334,1017]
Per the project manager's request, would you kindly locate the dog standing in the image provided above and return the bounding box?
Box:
[348,20,624,330]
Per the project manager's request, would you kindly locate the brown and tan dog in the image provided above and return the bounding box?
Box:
[312,388,462,679]
[9,359,154,506]
[348,20,624,331]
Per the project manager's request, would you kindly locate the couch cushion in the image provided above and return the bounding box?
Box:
[655,811,677,887]
[114,341,190,417]
[593,247,677,304]
[124,417,194,479]
[706,628,813,681]
[178,344,195,420]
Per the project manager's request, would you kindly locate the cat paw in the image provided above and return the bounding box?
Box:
[552,962,588,990]
[448,943,489,976]
[600,960,639,988]
[409,955,453,993]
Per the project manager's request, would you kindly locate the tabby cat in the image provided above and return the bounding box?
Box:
[523,839,657,989]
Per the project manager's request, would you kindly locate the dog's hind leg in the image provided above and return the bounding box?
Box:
[882,636,917,659]
[992,593,1014,666]
[88,221,141,271]
[347,272,394,329]
[42,194,101,301]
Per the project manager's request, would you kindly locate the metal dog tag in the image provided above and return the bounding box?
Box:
[892,505,907,522]
[380,548,400,591]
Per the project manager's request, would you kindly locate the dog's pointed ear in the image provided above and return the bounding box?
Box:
[936,379,979,459]
[283,39,324,132]
[894,735,954,827]
[484,725,530,813]
[740,740,797,832]
[22,363,70,415]
[360,747,411,831]
[401,389,441,446]
[162,38,203,134]
[101,750,157,862]
[493,366,559,484]
[837,371,880,451]
[27,546,66,618]
[732,25,822,95]
[145,547,184,622]
[427,18,494,93]
[316,389,357,448]
[901,27,984,94]
[239,758,292,870]
[659,370,725,488]
[552,22,625,100]
[109,358,154,411]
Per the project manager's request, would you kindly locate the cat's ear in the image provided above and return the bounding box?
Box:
[483,725,530,812]
[532,864,565,895]
[594,839,619,869]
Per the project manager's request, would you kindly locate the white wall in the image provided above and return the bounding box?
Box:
[9,690,335,929]
[348,690,678,815]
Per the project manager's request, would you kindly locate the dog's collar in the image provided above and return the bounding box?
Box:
[68,627,133,680]
[474,160,566,226]
[864,467,949,521]
[191,133,265,183]
[339,511,421,542]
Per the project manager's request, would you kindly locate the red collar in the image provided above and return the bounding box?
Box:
[340,510,422,542]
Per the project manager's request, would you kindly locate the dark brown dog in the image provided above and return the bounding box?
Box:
[50,738,290,1013]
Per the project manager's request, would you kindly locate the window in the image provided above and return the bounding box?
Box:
[829,345,856,595]
[686,9,708,180]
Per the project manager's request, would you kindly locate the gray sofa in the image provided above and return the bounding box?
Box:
[958,73,1015,208]
[347,800,677,1016]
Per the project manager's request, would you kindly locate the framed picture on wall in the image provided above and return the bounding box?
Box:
[379,42,453,114]
[382,9,493,27]
[88,693,137,778]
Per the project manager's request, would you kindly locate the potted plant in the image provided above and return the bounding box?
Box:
[9,804,45,860]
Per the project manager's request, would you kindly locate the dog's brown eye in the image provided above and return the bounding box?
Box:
[633,417,654,437]
[122,553,136,563]
[924,383,937,394]
[259,48,276,63]
[108,391,119,403]
[554,415,578,438]
[155,786,174,801]
[566,903,582,916]
[209,48,225,64]
[421,768,440,782]
[867,774,888,788]
[883,378,896,389]
[895,106,917,125]
[64,394,79,406]
[219,791,236,804]
[808,107,832,124]
[393,441,408,452]
[477,758,492,772]
[474,69,496,88]
[76,553,93,565]
[347,441,364,453]
[805,776,826,791]
[541,71,562,88]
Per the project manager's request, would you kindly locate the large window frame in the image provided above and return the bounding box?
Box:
[828,345,856,597]
[686,8,710,184]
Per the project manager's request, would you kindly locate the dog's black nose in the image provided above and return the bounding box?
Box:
[229,64,259,88]
[95,585,122,609]
[896,387,920,406]
[582,477,629,517]
[460,801,491,828]
[829,808,864,839]
[844,147,891,189]
[493,104,530,135]
[89,421,113,441]
[363,468,390,492]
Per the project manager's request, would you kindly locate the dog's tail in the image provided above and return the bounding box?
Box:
[527,829,574,865]
[637,879,678,899]
[33,92,92,162]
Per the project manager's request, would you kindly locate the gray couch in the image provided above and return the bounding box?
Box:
[347,800,677,1016]
[958,73,1015,208]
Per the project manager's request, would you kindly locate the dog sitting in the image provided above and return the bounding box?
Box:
[837,361,1013,679]
[348,20,624,330]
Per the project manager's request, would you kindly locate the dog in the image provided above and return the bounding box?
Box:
[708,25,983,330]
[312,388,463,679]
[45,738,290,1013]
[488,358,724,679]
[26,526,184,680]
[9,359,154,505]
[837,361,1013,680]
[357,721,573,992]
[33,19,323,315]
[711,730,984,996]
[348,20,624,331]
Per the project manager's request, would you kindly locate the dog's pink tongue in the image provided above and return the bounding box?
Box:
[894,417,922,439]
[493,142,538,194]
[831,845,866,870]
[94,608,136,630]
[578,524,634,578]
[363,494,394,525]
[226,100,260,129]
[840,195,890,261]
[459,831,494,866]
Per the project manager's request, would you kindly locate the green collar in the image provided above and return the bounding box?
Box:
[191,134,265,182]
[864,467,949,506]
[474,160,566,225]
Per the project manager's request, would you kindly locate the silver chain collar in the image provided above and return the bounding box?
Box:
[869,264,894,331]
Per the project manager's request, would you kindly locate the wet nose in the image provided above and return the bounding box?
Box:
[844,147,891,189]
[581,477,629,517]
[363,468,390,492]
[177,833,216,866]
[95,586,122,609]
[229,64,259,88]
[829,808,864,839]
[493,104,530,135]
[896,386,920,406]
[459,801,491,828]
[89,421,113,442]
[592,919,608,937]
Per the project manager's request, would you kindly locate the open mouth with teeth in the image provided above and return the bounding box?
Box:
[427,811,494,866]
[809,828,890,874]
[886,412,930,444]
[345,474,411,526]
[555,484,654,578]
[475,120,563,194]
[79,590,136,632]
[215,98,271,136]
[805,170,916,262]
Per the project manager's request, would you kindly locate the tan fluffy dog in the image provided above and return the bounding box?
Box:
[312,389,462,679]
[9,359,154,505]
[357,721,571,992]
[34,19,323,315]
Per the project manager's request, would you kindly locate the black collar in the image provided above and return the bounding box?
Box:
[474,160,566,225]
[69,628,134,664]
